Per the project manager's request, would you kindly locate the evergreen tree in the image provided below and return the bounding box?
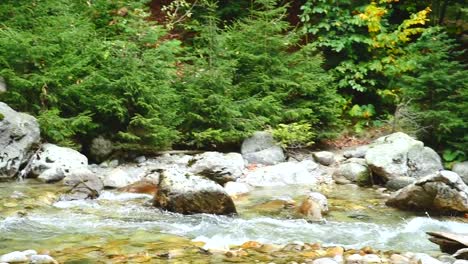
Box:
[179,0,342,147]
[395,28,467,153]
[0,0,182,150]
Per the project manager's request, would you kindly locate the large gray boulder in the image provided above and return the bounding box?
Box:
[153,168,237,215]
[240,160,329,187]
[28,143,89,183]
[386,170,468,214]
[333,158,371,186]
[189,152,245,185]
[365,132,443,182]
[101,166,148,188]
[61,169,104,200]
[241,131,285,165]
[0,102,41,179]
[453,161,468,185]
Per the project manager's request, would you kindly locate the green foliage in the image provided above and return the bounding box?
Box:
[271,123,315,149]
[0,0,182,150]
[37,109,95,149]
[300,0,431,109]
[395,28,468,154]
[442,149,466,168]
[179,0,342,146]
[348,104,376,133]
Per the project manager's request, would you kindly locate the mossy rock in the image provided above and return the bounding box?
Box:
[356,169,371,186]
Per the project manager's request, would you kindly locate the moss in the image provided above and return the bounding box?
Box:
[356,169,371,187]
[0,112,4,121]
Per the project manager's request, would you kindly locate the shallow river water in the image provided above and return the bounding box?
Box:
[0,180,467,263]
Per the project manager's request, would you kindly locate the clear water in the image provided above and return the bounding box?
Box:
[1,180,467,262]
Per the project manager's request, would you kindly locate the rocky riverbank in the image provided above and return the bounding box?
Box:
[1,102,468,263]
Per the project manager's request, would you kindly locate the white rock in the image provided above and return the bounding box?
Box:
[189,152,245,184]
[241,131,285,165]
[365,132,442,182]
[313,258,338,264]
[224,181,252,196]
[0,102,41,179]
[22,249,38,257]
[0,251,28,263]
[240,160,324,187]
[346,254,363,263]
[29,143,89,182]
[135,156,146,164]
[30,254,58,264]
[313,151,335,166]
[362,254,381,263]
[411,253,443,264]
[454,260,468,264]
[390,254,410,264]
[102,166,146,188]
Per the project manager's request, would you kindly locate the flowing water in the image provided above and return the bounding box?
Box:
[1,180,467,263]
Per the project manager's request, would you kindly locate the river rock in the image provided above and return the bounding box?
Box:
[101,166,147,188]
[153,168,237,215]
[22,250,37,257]
[390,254,410,264]
[344,145,370,159]
[241,131,285,165]
[28,143,88,183]
[0,102,41,179]
[189,152,245,185]
[224,181,252,197]
[313,258,338,264]
[30,254,58,264]
[362,254,381,263]
[346,254,363,263]
[89,136,113,162]
[61,169,104,200]
[298,192,328,221]
[386,170,468,214]
[411,253,443,264]
[240,160,326,187]
[313,151,335,166]
[385,177,416,191]
[453,162,468,185]
[333,158,371,186]
[365,132,443,182]
[0,251,28,263]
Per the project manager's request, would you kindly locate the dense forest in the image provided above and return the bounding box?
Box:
[0,0,466,162]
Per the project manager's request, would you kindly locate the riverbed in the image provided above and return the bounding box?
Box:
[1,180,466,263]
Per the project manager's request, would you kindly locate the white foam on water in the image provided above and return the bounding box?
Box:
[97,191,153,201]
[53,200,100,209]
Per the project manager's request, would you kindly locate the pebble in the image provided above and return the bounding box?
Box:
[346,254,363,263]
[390,254,410,264]
[412,254,443,264]
[438,255,457,264]
[362,254,381,263]
[22,249,38,257]
[30,254,58,264]
[0,251,28,263]
[312,257,338,264]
